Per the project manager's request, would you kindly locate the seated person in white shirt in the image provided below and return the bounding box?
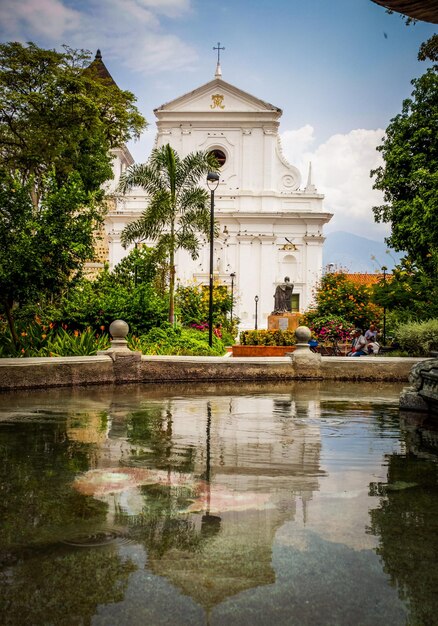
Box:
[347,328,368,356]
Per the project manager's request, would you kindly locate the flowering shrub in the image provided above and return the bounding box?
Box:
[239,329,296,346]
[300,313,354,343]
[308,272,383,330]
[176,282,233,328]
[0,318,110,357]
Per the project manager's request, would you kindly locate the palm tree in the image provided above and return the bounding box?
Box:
[119,144,218,323]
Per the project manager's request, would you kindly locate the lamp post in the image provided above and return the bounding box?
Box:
[207,172,220,347]
[254,295,259,330]
[230,272,236,322]
[382,266,387,346]
[134,240,140,287]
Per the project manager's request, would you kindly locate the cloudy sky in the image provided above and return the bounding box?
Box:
[0,0,436,241]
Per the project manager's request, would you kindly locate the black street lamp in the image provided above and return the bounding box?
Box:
[207,172,220,347]
[382,266,388,346]
[254,295,259,330]
[230,272,236,322]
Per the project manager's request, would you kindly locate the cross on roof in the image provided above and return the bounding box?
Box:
[213,42,225,64]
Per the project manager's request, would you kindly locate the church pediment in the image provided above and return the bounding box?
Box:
[154,78,282,116]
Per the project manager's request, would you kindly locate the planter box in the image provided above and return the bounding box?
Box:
[232,345,296,357]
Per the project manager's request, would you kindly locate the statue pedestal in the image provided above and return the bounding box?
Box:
[267,312,301,332]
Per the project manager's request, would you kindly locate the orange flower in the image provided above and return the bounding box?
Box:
[100,325,105,331]
[74,330,79,337]
[41,334,47,339]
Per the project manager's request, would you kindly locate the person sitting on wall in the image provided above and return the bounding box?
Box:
[347,328,368,357]
[365,324,379,355]
[365,324,377,342]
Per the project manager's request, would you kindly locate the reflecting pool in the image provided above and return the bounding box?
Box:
[1,381,437,625]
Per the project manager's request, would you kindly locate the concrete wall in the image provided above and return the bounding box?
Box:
[0,354,424,392]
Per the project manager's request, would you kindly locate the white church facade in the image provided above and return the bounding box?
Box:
[105,59,332,330]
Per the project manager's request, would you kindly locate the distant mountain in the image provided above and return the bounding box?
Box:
[323,231,403,273]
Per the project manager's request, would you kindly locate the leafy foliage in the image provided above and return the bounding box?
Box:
[50,279,168,336]
[176,282,233,326]
[418,34,438,63]
[239,329,296,346]
[0,41,146,346]
[0,319,110,358]
[371,258,438,322]
[394,319,438,356]
[110,246,165,289]
[306,272,382,331]
[119,144,219,323]
[0,171,104,345]
[128,325,226,356]
[300,314,354,343]
[0,42,146,202]
[371,65,438,276]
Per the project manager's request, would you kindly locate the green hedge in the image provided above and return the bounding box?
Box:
[394,319,438,356]
[239,329,296,346]
[129,326,225,356]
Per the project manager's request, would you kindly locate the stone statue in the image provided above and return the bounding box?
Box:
[273,276,294,314]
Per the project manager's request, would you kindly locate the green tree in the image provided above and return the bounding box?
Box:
[305,272,382,331]
[0,171,103,346]
[110,245,168,290]
[0,42,146,346]
[119,144,218,323]
[371,258,438,321]
[0,41,146,207]
[371,65,438,276]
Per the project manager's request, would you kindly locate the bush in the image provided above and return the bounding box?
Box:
[0,321,110,357]
[394,319,438,356]
[176,282,233,329]
[239,329,296,346]
[51,280,168,335]
[299,313,354,343]
[129,325,226,356]
[309,272,382,330]
[0,318,226,358]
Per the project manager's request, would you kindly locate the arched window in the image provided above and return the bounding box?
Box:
[209,149,227,167]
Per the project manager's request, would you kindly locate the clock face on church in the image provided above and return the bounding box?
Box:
[209,149,227,167]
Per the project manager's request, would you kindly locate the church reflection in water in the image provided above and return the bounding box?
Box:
[2,381,437,624]
[67,384,326,611]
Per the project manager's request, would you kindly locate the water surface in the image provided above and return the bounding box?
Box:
[0,381,437,625]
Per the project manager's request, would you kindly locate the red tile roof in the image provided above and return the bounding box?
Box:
[343,273,390,286]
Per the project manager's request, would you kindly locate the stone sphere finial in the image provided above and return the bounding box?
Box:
[109,319,129,340]
[295,325,311,343]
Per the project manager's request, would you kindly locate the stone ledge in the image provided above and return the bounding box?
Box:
[0,354,425,391]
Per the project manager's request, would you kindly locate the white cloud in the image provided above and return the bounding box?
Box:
[0,0,82,40]
[136,0,192,18]
[281,126,389,240]
[0,0,197,75]
[280,125,316,166]
[113,33,198,74]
